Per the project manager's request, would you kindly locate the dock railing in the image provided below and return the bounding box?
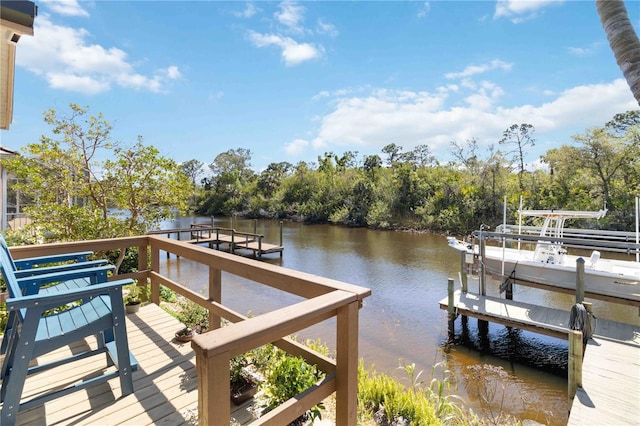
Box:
[6,235,371,425]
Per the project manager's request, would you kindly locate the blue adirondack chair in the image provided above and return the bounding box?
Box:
[0,248,138,425]
[0,235,113,359]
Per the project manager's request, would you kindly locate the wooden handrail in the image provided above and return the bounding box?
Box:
[6,235,370,426]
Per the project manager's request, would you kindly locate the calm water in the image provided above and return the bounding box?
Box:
[158,216,640,425]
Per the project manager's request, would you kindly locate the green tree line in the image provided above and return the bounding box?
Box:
[3,105,639,244]
[192,111,640,233]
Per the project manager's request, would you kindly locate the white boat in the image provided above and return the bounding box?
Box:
[447,208,640,303]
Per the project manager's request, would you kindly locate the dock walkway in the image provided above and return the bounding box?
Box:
[568,330,640,425]
[439,290,640,425]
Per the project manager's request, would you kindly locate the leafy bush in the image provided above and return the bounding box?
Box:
[176,299,209,333]
[160,285,177,303]
[261,346,325,425]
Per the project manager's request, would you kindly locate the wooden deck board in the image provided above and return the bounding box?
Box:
[3,303,259,425]
[439,289,571,338]
[568,336,640,426]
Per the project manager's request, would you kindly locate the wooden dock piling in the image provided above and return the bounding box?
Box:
[575,257,585,304]
[447,278,455,340]
[568,329,583,407]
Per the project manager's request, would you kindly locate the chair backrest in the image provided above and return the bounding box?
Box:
[0,245,24,299]
[0,234,18,271]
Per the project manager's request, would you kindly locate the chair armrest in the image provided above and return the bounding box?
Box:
[13,259,110,278]
[6,279,134,311]
[13,251,95,269]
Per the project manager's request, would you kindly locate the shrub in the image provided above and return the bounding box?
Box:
[176,299,209,333]
[261,346,325,425]
[159,285,177,303]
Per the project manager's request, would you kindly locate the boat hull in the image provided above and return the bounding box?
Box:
[482,247,640,303]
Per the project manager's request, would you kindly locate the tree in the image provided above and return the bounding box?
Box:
[201,148,256,215]
[573,121,640,209]
[2,104,191,267]
[363,154,382,179]
[104,137,191,236]
[382,143,403,166]
[499,123,535,192]
[209,148,253,179]
[181,159,204,206]
[597,0,640,105]
[257,162,292,197]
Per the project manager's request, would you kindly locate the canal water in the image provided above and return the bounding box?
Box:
[158,216,640,425]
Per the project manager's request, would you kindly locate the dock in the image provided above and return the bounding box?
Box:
[439,288,640,424]
[148,221,284,259]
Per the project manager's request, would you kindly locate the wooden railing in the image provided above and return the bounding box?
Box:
[7,235,371,425]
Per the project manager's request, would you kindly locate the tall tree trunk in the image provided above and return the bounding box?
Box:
[597,0,640,105]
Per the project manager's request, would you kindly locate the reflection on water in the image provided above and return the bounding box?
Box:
[158,216,639,425]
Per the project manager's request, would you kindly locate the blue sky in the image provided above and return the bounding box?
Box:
[2,0,639,172]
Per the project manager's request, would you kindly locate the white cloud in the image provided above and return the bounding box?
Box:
[41,0,90,17]
[417,2,431,18]
[284,138,309,156]
[16,16,181,95]
[233,3,259,18]
[247,31,323,66]
[307,79,636,161]
[445,59,513,80]
[317,19,338,38]
[568,42,602,56]
[494,0,564,23]
[275,0,305,34]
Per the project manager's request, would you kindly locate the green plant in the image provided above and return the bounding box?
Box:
[159,285,177,303]
[261,349,325,425]
[358,360,464,426]
[176,298,209,333]
[124,284,142,305]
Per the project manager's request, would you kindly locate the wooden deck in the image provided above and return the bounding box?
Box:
[3,303,258,425]
[439,290,640,425]
[568,330,640,425]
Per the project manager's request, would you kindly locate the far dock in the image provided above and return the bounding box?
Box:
[148,220,284,259]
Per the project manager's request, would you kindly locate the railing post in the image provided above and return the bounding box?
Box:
[150,239,160,303]
[254,218,257,234]
[479,235,486,296]
[568,329,583,409]
[280,221,284,258]
[576,257,585,304]
[448,278,455,340]
[459,251,468,292]
[336,301,359,425]
[209,267,222,330]
[193,347,231,426]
